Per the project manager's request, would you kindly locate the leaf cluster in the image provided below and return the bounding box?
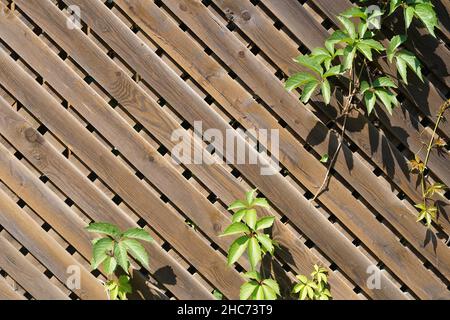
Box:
[293,265,331,300]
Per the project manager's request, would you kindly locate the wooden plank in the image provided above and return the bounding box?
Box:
[0,234,69,300]
[58,0,409,299]
[0,277,25,300]
[10,0,359,299]
[0,96,202,300]
[0,1,243,275]
[211,0,450,261]
[0,46,237,299]
[0,144,108,299]
[115,0,449,299]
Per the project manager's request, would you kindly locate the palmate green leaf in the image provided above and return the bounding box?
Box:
[91,237,113,270]
[248,237,262,270]
[221,222,250,237]
[321,79,331,105]
[325,30,352,52]
[414,3,438,37]
[245,208,257,230]
[255,216,275,230]
[426,182,447,197]
[396,50,423,83]
[387,35,407,63]
[122,238,149,268]
[240,280,259,300]
[103,256,117,275]
[256,234,274,255]
[122,228,154,242]
[86,222,121,238]
[227,235,249,266]
[114,242,129,274]
[404,6,415,30]
[337,16,357,39]
[375,88,398,115]
[228,200,247,211]
[373,76,397,89]
[364,91,377,115]
[301,80,319,103]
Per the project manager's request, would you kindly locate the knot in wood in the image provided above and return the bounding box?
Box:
[241,11,251,21]
[24,127,40,143]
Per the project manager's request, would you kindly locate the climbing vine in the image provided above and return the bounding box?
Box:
[285,0,446,226]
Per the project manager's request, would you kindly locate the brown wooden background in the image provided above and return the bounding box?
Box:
[0,0,449,300]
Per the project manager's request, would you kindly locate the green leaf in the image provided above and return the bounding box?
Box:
[360,81,370,94]
[109,281,119,300]
[213,289,223,300]
[320,153,329,163]
[255,216,275,230]
[91,238,113,270]
[240,281,259,300]
[103,256,117,275]
[342,46,356,70]
[414,3,438,37]
[122,239,149,268]
[86,222,121,238]
[341,6,367,19]
[404,6,415,30]
[311,47,331,56]
[396,56,409,84]
[295,55,323,75]
[364,91,377,115]
[373,76,397,88]
[321,79,331,105]
[252,198,270,209]
[245,208,257,230]
[253,285,265,300]
[243,271,261,281]
[326,30,352,50]
[299,287,308,300]
[262,284,277,300]
[300,80,319,103]
[228,200,247,211]
[227,236,249,266]
[337,16,357,39]
[397,50,423,82]
[262,279,280,296]
[296,275,308,284]
[389,0,401,15]
[358,22,368,39]
[221,222,250,237]
[323,65,343,78]
[375,89,398,115]
[359,39,385,52]
[118,275,132,294]
[256,234,274,255]
[114,242,129,274]
[248,237,262,270]
[356,43,373,61]
[285,72,317,91]
[232,209,247,223]
[122,228,153,242]
[387,35,407,63]
[246,189,257,206]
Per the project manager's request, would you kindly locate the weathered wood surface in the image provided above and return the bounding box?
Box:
[0,0,448,300]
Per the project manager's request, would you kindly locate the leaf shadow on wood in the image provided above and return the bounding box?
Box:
[261,254,295,300]
[128,267,173,300]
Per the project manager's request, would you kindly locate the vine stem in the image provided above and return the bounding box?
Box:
[313,63,359,200]
[419,99,450,205]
